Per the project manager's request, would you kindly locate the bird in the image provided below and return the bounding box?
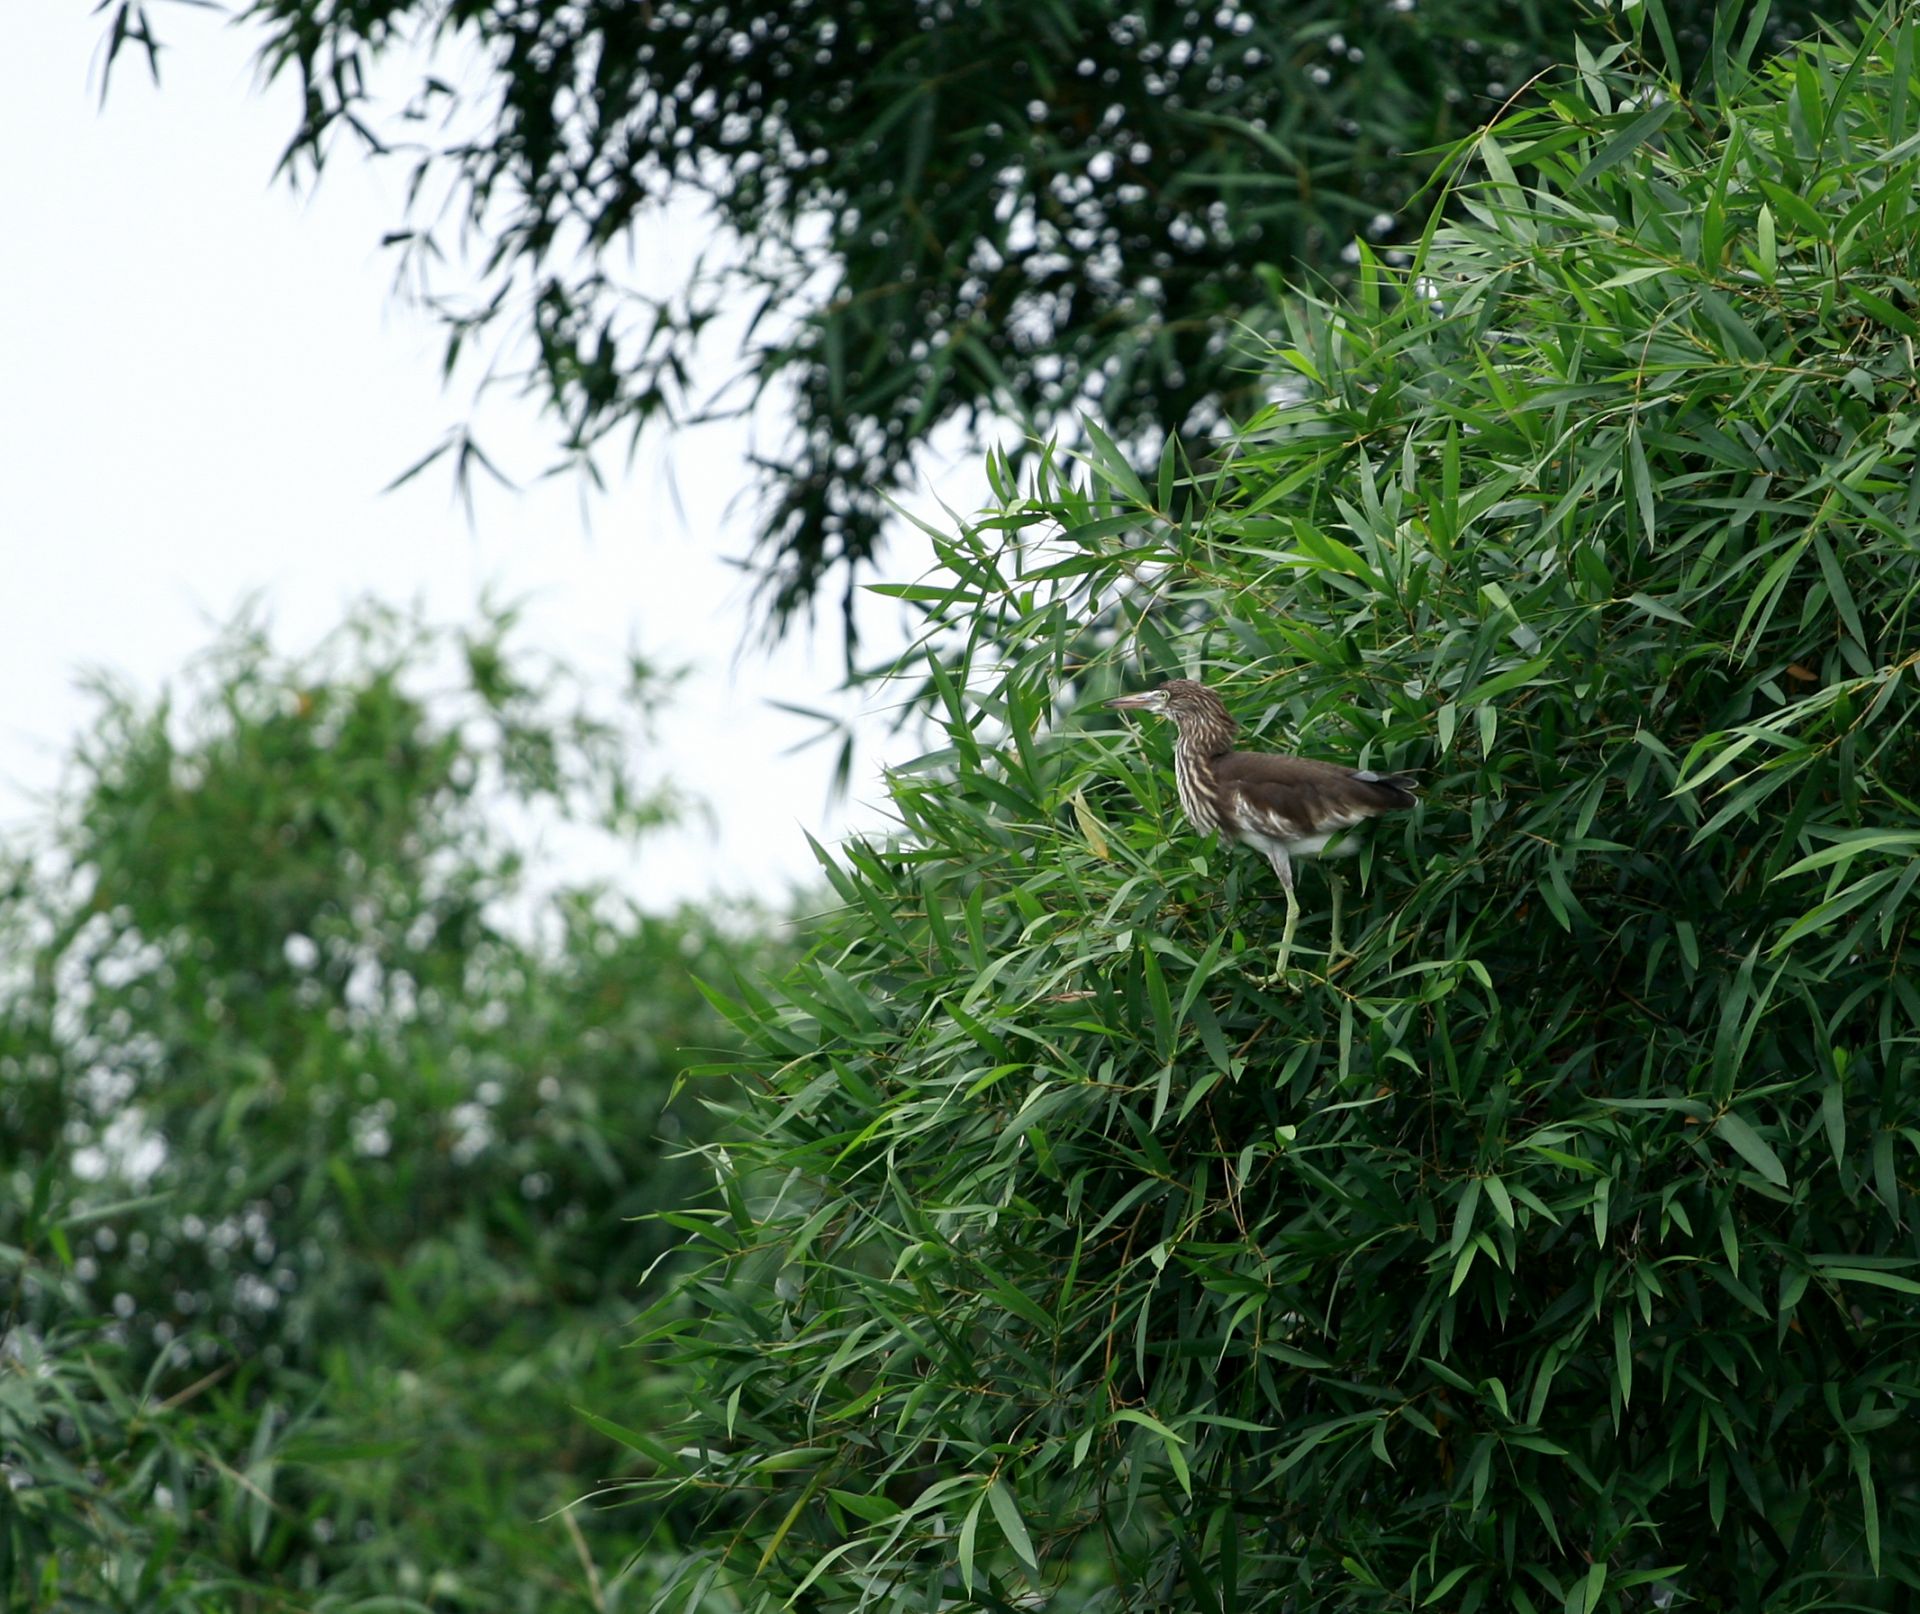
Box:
[1104,678,1417,977]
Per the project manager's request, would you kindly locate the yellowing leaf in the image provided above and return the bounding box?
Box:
[1070,789,1111,860]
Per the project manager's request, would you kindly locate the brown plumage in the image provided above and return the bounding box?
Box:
[1105,677,1417,974]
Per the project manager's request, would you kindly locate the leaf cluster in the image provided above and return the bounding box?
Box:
[97,0,1826,630]
[639,15,1920,1613]
[0,608,778,1610]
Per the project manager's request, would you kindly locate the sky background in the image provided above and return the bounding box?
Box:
[3,6,978,909]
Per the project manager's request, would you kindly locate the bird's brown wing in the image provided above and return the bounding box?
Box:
[1214,751,1416,838]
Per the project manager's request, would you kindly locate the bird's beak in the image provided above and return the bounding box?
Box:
[1104,692,1155,710]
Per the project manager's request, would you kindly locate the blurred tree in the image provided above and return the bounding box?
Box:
[96,0,1828,635]
[637,10,1920,1612]
[0,608,783,1609]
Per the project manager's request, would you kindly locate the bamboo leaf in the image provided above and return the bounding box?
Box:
[1713,1111,1788,1186]
[986,1478,1039,1570]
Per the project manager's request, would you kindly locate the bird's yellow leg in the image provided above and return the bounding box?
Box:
[1273,880,1300,982]
[1328,875,1342,965]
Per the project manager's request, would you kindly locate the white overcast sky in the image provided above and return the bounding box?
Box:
[2,6,975,908]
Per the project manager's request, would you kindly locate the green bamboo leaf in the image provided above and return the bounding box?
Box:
[1140,941,1175,1065]
[1081,416,1150,506]
[1594,262,1673,289]
[828,1488,902,1524]
[1625,591,1690,626]
[758,1471,827,1571]
[1758,177,1828,239]
[571,1407,689,1473]
[956,1489,985,1593]
[1628,423,1656,536]
[1851,1441,1882,1574]
[1777,830,1920,878]
[1422,1564,1475,1605]
[1575,98,1677,183]
[1713,1111,1788,1186]
[1813,1265,1920,1295]
[1771,868,1902,954]
[1852,285,1918,337]
[1114,1409,1192,1496]
[1449,1177,1482,1257]
[986,1478,1039,1570]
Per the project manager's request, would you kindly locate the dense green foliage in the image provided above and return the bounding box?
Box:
[0,612,774,1610]
[642,12,1920,1612]
[98,0,1825,626]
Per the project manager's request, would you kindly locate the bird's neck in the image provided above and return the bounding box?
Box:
[1171,734,1225,835]
[1175,723,1233,762]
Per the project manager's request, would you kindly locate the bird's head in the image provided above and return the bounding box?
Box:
[1104,678,1233,733]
